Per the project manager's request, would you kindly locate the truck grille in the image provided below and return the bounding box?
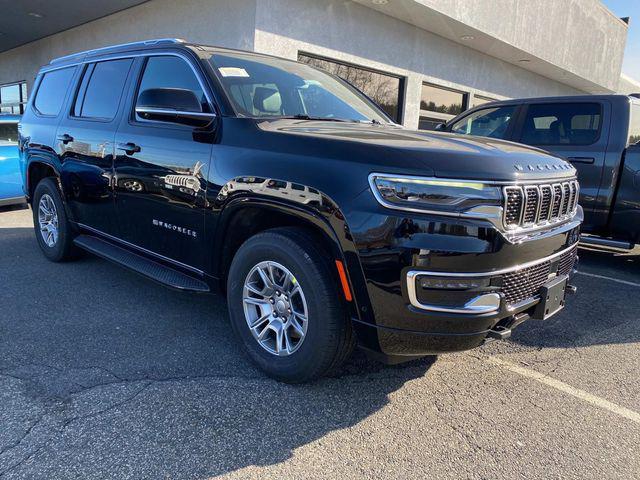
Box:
[501,246,577,307]
[503,180,579,230]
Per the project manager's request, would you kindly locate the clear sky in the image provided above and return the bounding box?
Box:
[602,0,640,80]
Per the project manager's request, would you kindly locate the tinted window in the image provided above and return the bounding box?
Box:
[34,67,75,116]
[73,59,132,120]
[136,56,208,120]
[628,102,640,145]
[520,103,601,146]
[450,106,516,139]
[0,123,18,144]
[298,53,403,122]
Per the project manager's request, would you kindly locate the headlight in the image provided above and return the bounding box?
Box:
[369,173,503,215]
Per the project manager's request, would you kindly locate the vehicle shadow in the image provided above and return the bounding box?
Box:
[508,247,640,350]
[0,227,435,478]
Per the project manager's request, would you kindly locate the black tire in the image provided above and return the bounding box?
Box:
[32,177,77,262]
[227,228,355,383]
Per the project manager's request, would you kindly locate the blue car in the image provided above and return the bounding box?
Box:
[0,114,24,207]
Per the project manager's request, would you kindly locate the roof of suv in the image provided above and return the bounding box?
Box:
[47,38,285,68]
[478,94,636,107]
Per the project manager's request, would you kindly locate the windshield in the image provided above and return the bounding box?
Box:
[207,52,391,123]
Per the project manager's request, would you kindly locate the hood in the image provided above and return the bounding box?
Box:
[258,120,576,182]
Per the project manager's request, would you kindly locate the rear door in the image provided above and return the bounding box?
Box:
[514,101,610,229]
[113,53,214,270]
[56,58,134,235]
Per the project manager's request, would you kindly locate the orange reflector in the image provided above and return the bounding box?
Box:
[335,260,353,302]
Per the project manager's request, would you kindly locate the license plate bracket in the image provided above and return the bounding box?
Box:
[532,274,568,320]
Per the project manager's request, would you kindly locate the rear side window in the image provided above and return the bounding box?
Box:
[34,67,75,116]
[450,106,516,139]
[73,59,133,120]
[520,103,601,146]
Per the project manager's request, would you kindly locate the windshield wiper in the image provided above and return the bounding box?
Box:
[285,114,354,122]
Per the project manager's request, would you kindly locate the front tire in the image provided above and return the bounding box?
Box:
[32,177,77,262]
[227,228,354,383]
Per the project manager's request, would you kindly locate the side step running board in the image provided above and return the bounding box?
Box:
[73,234,210,292]
[579,235,634,250]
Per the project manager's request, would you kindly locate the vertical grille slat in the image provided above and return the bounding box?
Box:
[504,179,578,230]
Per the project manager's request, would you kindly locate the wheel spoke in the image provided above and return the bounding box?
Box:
[290,316,305,337]
[256,266,274,291]
[283,329,293,353]
[245,282,266,297]
[243,297,269,307]
[249,312,271,329]
[274,327,285,354]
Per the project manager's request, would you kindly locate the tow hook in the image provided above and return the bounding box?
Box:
[486,325,511,341]
[566,284,578,295]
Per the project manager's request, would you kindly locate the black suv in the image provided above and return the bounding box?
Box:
[19,39,581,382]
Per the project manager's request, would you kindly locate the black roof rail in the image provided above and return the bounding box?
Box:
[49,38,186,65]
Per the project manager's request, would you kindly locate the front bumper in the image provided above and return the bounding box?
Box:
[349,205,581,359]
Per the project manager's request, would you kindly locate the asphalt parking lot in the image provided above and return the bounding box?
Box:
[1,205,639,480]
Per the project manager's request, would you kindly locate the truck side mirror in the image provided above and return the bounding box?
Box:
[135,88,216,128]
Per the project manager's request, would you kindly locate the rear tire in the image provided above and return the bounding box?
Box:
[227,228,355,383]
[32,177,77,262]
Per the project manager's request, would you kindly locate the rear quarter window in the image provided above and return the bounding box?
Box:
[520,102,602,146]
[33,67,75,116]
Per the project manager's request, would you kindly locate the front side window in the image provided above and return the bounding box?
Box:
[0,122,18,144]
[450,106,516,139]
[73,59,133,120]
[34,67,75,116]
[520,103,602,146]
[135,55,209,121]
[207,51,391,124]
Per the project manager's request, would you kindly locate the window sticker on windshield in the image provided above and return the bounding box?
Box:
[218,67,250,78]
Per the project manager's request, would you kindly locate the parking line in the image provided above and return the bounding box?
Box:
[577,271,640,288]
[487,356,640,425]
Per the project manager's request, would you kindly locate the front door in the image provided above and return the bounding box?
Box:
[113,54,214,270]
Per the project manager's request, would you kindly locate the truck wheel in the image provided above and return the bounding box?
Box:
[32,177,77,262]
[227,228,355,383]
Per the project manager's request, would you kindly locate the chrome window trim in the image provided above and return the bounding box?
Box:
[135,107,216,120]
[39,51,216,116]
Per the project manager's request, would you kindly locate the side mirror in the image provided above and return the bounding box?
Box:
[434,122,446,131]
[135,88,215,128]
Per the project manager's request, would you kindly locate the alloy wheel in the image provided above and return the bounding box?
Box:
[242,260,309,356]
[38,194,59,247]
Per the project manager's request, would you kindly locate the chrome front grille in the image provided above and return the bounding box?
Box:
[503,180,579,230]
[502,246,578,306]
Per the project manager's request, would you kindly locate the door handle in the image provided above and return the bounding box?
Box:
[117,142,141,155]
[57,133,74,144]
[567,157,595,164]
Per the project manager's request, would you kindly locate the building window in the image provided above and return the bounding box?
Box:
[628,101,640,146]
[298,53,404,123]
[0,81,28,114]
[418,83,468,130]
[471,95,497,108]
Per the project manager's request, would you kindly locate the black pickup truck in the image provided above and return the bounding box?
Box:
[19,39,581,382]
[441,95,640,249]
